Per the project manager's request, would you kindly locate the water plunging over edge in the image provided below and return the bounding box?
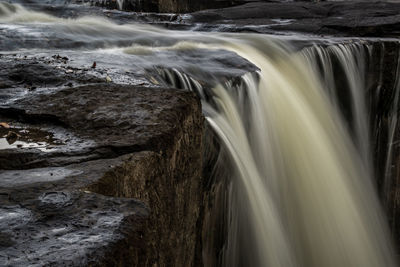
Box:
[0,3,398,266]
[156,39,398,267]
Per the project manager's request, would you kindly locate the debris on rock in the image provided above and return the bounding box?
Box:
[0,122,10,129]
[6,131,20,145]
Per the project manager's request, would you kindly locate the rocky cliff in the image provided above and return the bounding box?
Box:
[0,55,204,266]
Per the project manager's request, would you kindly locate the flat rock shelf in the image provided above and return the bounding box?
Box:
[0,81,204,266]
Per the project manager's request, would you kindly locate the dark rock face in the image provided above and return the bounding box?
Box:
[188,1,400,37]
[87,0,246,13]
[158,0,244,13]
[19,1,400,38]
[85,93,204,266]
[368,41,400,252]
[90,0,159,12]
[74,1,400,38]
[0,57,204,266]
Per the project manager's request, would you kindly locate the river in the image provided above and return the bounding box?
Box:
[0,1,398,266]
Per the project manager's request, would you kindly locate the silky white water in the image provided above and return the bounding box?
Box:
[153,37,398,266]
[197,39,398,267]
[0,2,398,266]
[301,43,372,174]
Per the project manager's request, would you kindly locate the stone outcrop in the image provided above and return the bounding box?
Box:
[188,1,400,37]
[0,55,204,266]
[87,0,246,13]
[25,1,399,38]
[66,1,400,38]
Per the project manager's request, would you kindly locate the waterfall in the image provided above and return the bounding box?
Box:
[0,2,23,17]
[154,38,398,267]
[117,0,124,10]
[301,43,372,174]
[213,41,396,267]
[0,2,398,265]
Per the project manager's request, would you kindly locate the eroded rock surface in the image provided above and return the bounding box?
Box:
[84,0,246,13]
[0,59,204,266]
[8,1,400,38]
[188,1,400,37]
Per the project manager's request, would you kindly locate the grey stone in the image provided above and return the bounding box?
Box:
[0,56,204,266]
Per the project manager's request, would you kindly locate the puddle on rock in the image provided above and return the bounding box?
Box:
[0,125,62,152]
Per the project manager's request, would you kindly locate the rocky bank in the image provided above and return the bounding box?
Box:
[84,0,400,37]
[0,55,204,266]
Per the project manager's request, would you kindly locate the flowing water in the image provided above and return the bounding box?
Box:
[0,2,399,266]
[201,41,397,267]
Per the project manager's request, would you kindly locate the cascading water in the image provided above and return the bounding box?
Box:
[225,42,396,267]
[117,0,124,10]
[0,2,398,266]
[154,38,399,267]
[301,43,372,174]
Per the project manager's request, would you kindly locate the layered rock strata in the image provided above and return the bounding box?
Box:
[0,67,204,266]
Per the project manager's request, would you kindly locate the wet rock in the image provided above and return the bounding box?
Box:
[86,0,246,13]
[64,1,400,37]
[0,55,105,105]
[0,66,204,265]
[0,192,148,267]
[368,41,400,253]
[188,1,400,37]
[5,131,20,145]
